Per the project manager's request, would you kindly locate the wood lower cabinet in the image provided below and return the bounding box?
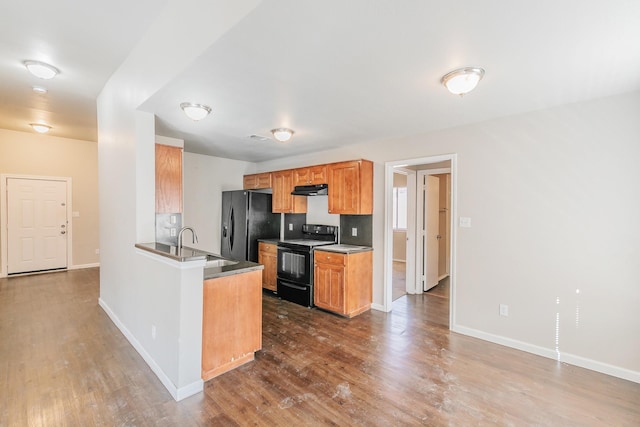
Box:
[314,250,372,318]
[327,160,373,215]
[155,144,183,213]
[202,269,262,380]
[293,165,327,186]
[258,242,277,291]
[272,169,307,213]
[243,172,272,190]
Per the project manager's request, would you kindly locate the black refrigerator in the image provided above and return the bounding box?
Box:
[221,190,280,262]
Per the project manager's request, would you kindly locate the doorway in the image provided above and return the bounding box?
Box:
[384,155,456,328]
[1,175,72,277]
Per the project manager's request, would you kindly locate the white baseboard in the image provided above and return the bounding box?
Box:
[98,298,203,401]
[69,262,100,270]
[371,302,389,312]
[453,324,640,384]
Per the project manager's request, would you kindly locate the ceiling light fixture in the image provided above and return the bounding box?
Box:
[30,123,52,133]
[441,67,485,96]
[180,102,212,121]
[271,128,294,142]
[32,85,48,94]
[24,60,59,80]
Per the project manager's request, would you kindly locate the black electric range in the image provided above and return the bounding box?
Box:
[276,224,338,307]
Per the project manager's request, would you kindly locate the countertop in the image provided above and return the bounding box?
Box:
[135,242,263,279]
[313,244,373,254]
[256,239,372,254]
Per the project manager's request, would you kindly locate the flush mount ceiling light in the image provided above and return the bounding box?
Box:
[180,102,212,121]
[271,128,294,142]
[30,123,52,133]
[24,60,59,80]
[441,67,485,96]
[32,85,48,94]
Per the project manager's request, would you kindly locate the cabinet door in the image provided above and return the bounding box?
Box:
[243,173,272,190]
[258,242,277,291]
[272,170,307,213]
[328,161,359,214]
[155,144,182,213]
[294,165,327,186]
[314,251,346,313]
[314,262,345,313]
[327,160,373,214]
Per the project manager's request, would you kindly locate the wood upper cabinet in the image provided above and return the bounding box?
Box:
[327,160,373,214]
[314,250,372,318]
[202,270,262,380]
[258,242,277,292]
[293,165,327,186]
[243,172,272,190]
[272,169,307,213]
[155,144,183,213]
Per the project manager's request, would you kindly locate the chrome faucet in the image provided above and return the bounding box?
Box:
[177,226,198,250]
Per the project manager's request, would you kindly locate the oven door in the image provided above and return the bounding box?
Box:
[277,246,310,284]
[277,278,313,308]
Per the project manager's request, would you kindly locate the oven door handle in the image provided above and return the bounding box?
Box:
[279,281,307,291]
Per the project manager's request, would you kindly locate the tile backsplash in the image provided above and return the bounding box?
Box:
[340,215,373,246]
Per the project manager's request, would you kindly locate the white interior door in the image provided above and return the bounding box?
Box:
[425,175,440,290]
[416,172,440,292]
[7,178,68,274]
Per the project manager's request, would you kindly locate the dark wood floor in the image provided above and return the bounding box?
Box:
[1,268,639,426]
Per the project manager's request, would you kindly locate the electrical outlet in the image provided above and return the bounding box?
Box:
[170,228,176,237]
[499,304,509,317]
[151,325,157,340]
[289,223,293,231]
[351,227,358,237]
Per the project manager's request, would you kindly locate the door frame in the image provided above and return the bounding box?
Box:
[0,174,73,278]
[384,154,457,328]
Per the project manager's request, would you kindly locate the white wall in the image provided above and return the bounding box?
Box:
[182,152,254,254]
[255,91,640,381]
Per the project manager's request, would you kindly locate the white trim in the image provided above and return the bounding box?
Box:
[383,154,457,328]
[370,302,387,312]
[69,263,100,270]
[453,325,640,384]
[98,298,204,401]
[1,174,73,278]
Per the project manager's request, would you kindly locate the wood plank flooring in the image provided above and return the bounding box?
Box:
[1,268,639,426]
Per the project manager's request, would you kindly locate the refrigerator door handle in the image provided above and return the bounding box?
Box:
[229,207,235,252]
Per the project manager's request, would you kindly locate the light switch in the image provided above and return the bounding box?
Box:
[459,217,471,228]
[351,227,358,237]
[170,215,177,224]
[72,211,80,218]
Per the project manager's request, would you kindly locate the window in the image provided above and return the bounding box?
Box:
[393,186,407,229]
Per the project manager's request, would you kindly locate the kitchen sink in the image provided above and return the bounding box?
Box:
[205,255,239,268]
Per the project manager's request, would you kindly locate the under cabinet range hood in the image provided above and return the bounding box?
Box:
[291,184,328,196]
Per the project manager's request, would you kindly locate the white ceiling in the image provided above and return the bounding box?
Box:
[3,1,640,162]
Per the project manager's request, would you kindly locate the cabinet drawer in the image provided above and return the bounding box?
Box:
[259,242,277,254]
[314,251,346,266]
